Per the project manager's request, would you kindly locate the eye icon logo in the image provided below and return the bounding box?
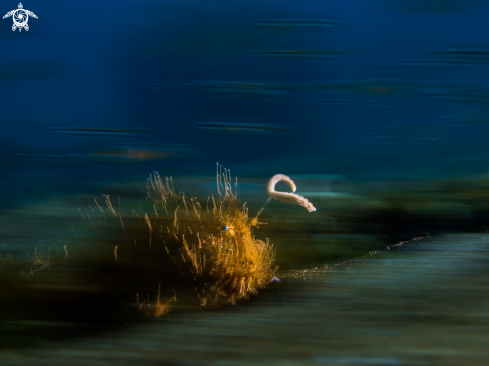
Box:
[3,3,37,32]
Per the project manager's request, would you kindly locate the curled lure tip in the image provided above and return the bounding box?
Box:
[267,174,316,212]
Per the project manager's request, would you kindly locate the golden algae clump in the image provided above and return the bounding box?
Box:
[144,165,277,307]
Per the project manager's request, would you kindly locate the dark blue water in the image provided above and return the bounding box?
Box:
[2,0,489,209]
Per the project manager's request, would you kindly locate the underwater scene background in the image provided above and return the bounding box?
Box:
[2,0,489,365]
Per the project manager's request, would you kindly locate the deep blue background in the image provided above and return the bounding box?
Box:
[2,0,489,208]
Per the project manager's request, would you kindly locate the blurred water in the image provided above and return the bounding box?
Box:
[3,0,489,363]
[3,0,489,205]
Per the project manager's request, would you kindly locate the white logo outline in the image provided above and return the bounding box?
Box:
[3,3,38,32]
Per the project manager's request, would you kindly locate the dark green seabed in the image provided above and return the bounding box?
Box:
[1,232,489,365]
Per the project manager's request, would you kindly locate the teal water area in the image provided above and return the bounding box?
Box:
[1,233,488,365]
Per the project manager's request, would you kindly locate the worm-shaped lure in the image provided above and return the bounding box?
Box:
[267,174,316,212]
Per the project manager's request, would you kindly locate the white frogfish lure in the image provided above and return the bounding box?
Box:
[266,174,316,212]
